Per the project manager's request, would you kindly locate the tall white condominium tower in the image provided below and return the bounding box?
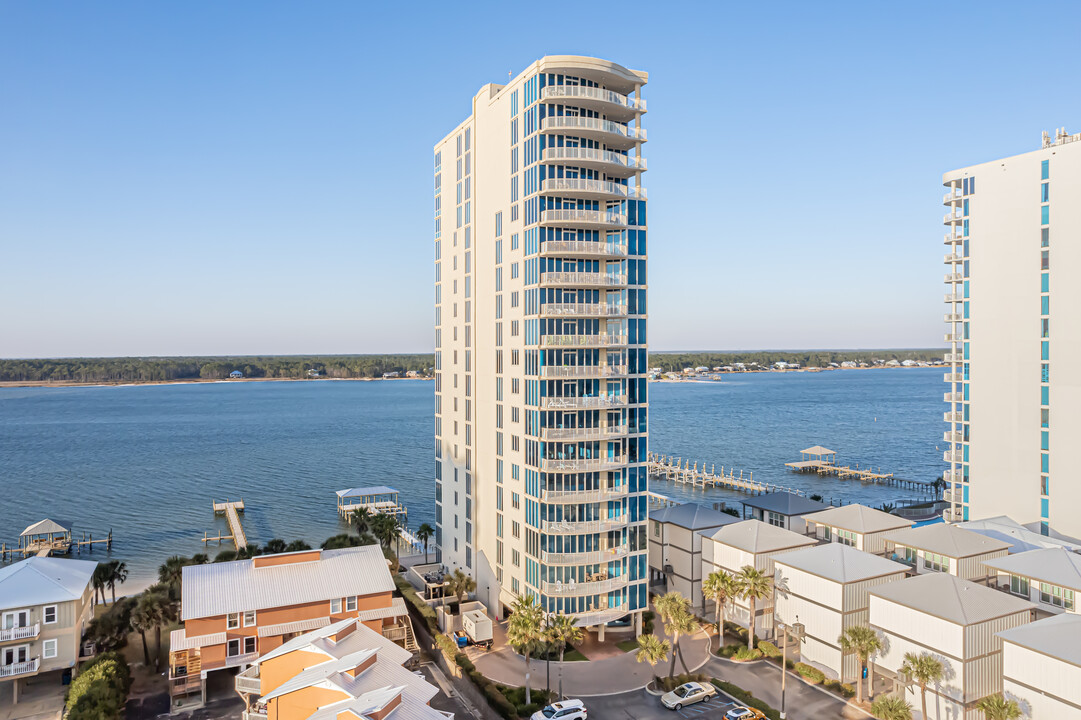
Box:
[942,128,1081,536]
[433,56,649,630]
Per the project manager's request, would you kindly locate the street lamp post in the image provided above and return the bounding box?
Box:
[777,617,806,720]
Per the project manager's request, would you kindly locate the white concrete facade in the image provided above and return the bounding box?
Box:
[647,504,734,611]
[433,56,650,625]
[942,130,1081,537]
[999,614,1081,719]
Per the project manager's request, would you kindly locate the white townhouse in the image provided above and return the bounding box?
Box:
[983,547,1081,616]
[699,519,817,638]
[882,522,1010,582]
[869,573,1035,720]
[998,613,1081,719]
[802,504,914,554]
[738,492,829,533]
[773,543,909,680]
[649,503,737,610]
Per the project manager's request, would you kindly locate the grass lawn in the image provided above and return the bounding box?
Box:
[616,639,639,652]
[562,647,589,662]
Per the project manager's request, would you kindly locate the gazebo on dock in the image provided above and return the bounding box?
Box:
[20,518,73,555]
[785,445,838,472]
[336,486,408,521]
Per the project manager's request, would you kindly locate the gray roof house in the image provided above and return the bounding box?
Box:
[649,503,738,611]
[739,492,829,532]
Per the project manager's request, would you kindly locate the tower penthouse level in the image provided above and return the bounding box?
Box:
[942,129,1081,537]
[433,56,650,632]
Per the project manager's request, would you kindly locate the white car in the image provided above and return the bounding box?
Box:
[660,681,717,710]
[531,699,587,720]
[724,707,766,720]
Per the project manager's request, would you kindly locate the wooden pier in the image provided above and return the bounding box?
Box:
[204,500,247,548]
[647,452,806,496]
[2,519,113,561]
[336,486,408,521]
[785,446,933,493]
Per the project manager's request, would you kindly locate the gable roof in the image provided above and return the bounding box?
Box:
[882,523,1011,558]
[699,520,818,555]
[983,547,1081,590]
[774,542,909,584]
[740,492,829,517]
[997,613,1081,668]
[0,557,96,608]
[958,515,1081,554]
[802,504,914,534]
[870,572,1034,625]
[181,545,394,620]
[20,519,71,536]
[650,503,739,531]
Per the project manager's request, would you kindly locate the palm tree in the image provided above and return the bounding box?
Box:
[351,507,373,535]
[507,595,545,706]
[285,540,311,552]
[546,613,583,700]
[735,565,772,650]
[263,539,287,554]
[635,633,671,687]
[838,625,883,704]
[901,652,945,720]
[975,694,1022,720]
[105,560,128,605]
[158,555,186,592]
[190,553,209,565]
[702,569,739,651]
[140,589,177,672]
[870,694,912,720]
[447,569,476,614]
[416,523,435,563]
[655,592,697,679]
[129,602,154,666]
[91,563,109,605]
[371,513,401,558]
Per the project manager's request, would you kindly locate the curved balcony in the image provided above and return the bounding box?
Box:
[943,373,962,383]
[541,546,629,566]
[944,312,961,322]
[541,457,627,472]
[943,352,961,363]
[541,147,645,178]
[944,253,961,264]
[542,486,629,504]
[943,468,961,483]
[540,177,646,200]
[943,430,962,443]
[944,449,963,463]
[944,273,963,284]
[541,575,630,597]
[944,293,963,304]
[540,240,628,258]
[540,116,646,150]
[540,364,628,379]
[942,190,962,205]
[540,425,629,441]
[540,85,645,121]
[944,233,962,246]
[943,212,963,224]
[943,410,962,423]
[542,334,627,348]
[943,391,963,403]
[541,272,627,288]
[541,303,627,318]
[541,517,628,535]
[540,395,629,410]
[540,208,628,229]
[943,507,964,522]
[944,332,958,343]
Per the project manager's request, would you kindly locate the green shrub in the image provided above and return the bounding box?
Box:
[711,680,781,720]
[823,679,855,698]
[518,703,539,718]
[394,575,439,633]
[794,662,825,684]
[66,652,131,720]
[733,646,763,661]
[757,641,781,659]
[483,683,518,720]
[455,654,476,672]
[658,673,708,692]
[717,643,742,658]
[434,634,458,663]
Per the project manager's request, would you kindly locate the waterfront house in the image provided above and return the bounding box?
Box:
[997,613,1081,719]
[699,520,817,638]
[234,617,449,720]
[881,522,1010,582]
[0,557,97,703]
[773,543,908,680]
[802,504,914,554]
[169,545,413,705]
[869,573,1035,720]
[230,370,243,379]
[648,503,738,610]
[739,492,829,533]
[982,546,1081,616]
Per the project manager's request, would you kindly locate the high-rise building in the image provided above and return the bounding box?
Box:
[943,128,1081,537]
[433,56,650,630]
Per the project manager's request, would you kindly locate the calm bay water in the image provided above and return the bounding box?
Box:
[0,368,944,586]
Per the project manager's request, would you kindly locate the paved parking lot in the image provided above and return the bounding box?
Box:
[584,688,742,720]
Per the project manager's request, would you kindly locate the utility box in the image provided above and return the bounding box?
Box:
[462,609,493,647]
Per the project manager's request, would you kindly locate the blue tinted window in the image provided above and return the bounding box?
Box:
[1042,454,1050,473]
[1042,183,1050,202]
[1042,341,1049,360]
[1042,159,1050,180]
[1042,431,1049,450]
[1042,296,1050,315]
[1042,386,1050,406]
[1041,499,1049,520]
[963,199,969,216]
[1042,273,1049,292]
[1042,206,1050,225]
[962,178,969,194]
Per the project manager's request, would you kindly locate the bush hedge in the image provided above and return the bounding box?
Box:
[823,679,855,698]
[67,652,131,720]
[794,662,826,684]
[757,641,781,659]
[394,575,439,634]
[733,646,763,661]
[711,679,781,720]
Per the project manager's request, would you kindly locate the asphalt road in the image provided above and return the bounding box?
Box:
[585,689,744,720]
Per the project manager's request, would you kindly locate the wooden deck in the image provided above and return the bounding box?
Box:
[785,449,932,492]
[647,453,805,496]
[205,500,247,548]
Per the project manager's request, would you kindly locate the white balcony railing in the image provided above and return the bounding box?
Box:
[540,395,629,410]
[943,507,964,522]
[235,666,261,694]
[541,365,628,378]
[540,84,646,112]
[542,576,630,597]
[541,457,627,472]
[944,312,961,322]
[225,652,259,668]
[944,233,962,245]
[944,273,963,284]
[942,488,958,504]
[943,212,963,224]
[943,392,962,403]
[943,411,963,423]
[943,190,962,204]
[540,209,628,227]
[541,272,628,287]
[943,430,962,443]
[540,425,629,441]
[944,352,960,363]
[541,518,628,534]
[541,303,627,317]
[541,240,628,257]
[540,116,646,141]
[944,333,958,343]
[242,712,269,720]
[541,546,629,565]
[0,624,39,643]
[944,253,962,264]
[542,334,627,348]
[541,147,646,171]
[540,178,646,199]
[944,450,963,463]
[0,658,39,678]
[944,293,963,303]
[943,373,962,383]
[542,486,629,504]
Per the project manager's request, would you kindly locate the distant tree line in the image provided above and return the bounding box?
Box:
[649,349,945,372]
[0,354,435,383]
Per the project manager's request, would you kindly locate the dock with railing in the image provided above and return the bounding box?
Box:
[647,453,803,496]
[2,519,113,561]
[785,446,933,493]
[204,500,247,547]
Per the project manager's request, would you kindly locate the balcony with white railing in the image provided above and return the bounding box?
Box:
[235,666,261,695]
[540,177,646,200]
[540,116,646,148]
[542,334,627,348]
[944,253,962,264]
[541,303,628,318]
[225,652,259,668]
[944,332,958,343]
[943,449,963,463]
[540,395,629,410]
[943,468,961,483]
[943,391,962,403]
[944,233,962,245]
[944,273,963,284]
[540,425,629,441]
[944,312,961,322]
[542,575,630,597]
[541,364,628,378]
[943,430,962,443]
[943,373,962,383]
[944,352,960,363]
[943,411,963,423]
[0,624,39,643]
[242,712,269,720]
[943,212,963,224]
[541,518,628,535]
[942,488,958,504]
[540,84,646,117]
[542,486,629,504]
[541,546,629,566]
[541,271,628,287]
[541,457,627,472]
[943,507,964,523]
[541,240,628,257]
[0,658,39,679]
[943,189,962,204]
[541,147,646,177]
[944,293,963,303]
[540,209,628,228]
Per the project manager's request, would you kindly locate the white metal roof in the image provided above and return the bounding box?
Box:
[258,616,332,638]
[998,613,1081,668]
[649,502,739,531]
[20,519,71,537]
[800,446,836,456]
[882,523,1011,558]
[983,547,1081,590]
[356,597,408,622]
[740,492,828,517]
[180,545,394,620]
[870,573,1034,626]
[0,557,96,608]
[699,519,818,555]
[959,515,1081,554]
[336,486,399,498]
[170,628,227,651]
[774,542,909,584]
[802,504,914,534]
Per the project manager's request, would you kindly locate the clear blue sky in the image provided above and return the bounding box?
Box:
[2,1,1078,358]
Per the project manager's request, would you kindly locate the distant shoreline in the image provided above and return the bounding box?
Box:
[0,377,434,390]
